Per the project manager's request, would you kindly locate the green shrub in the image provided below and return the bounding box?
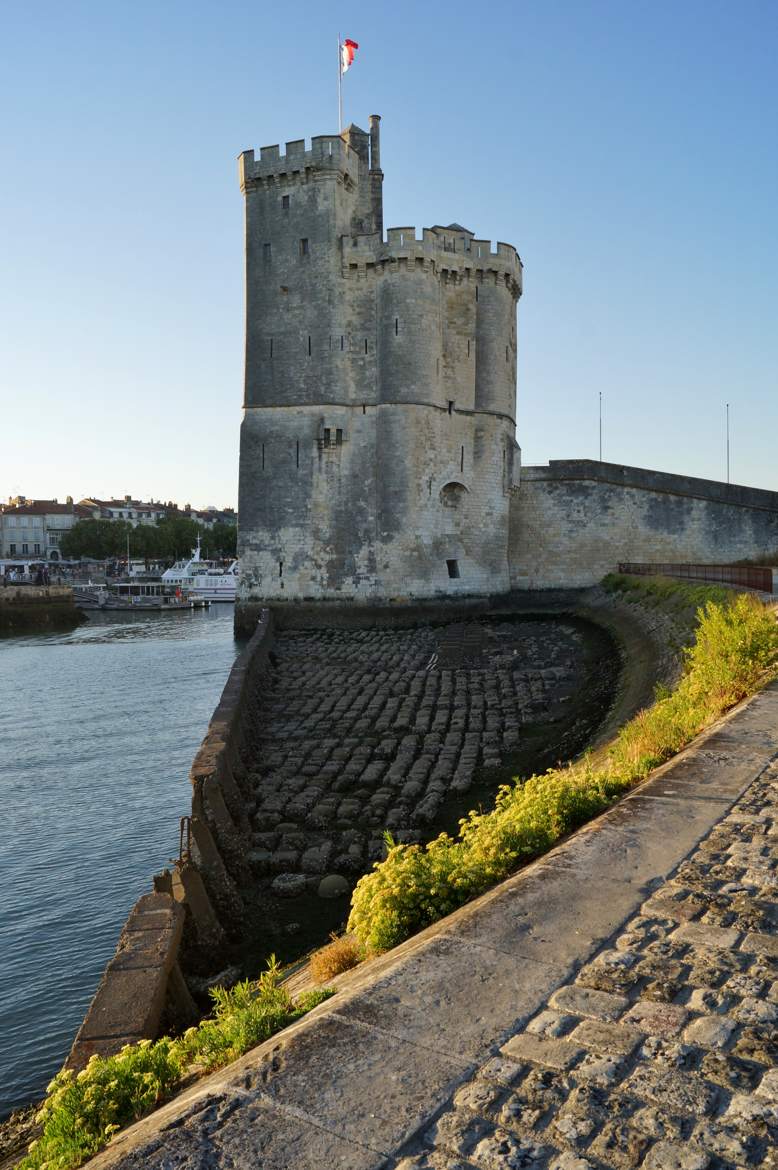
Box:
[21,960,331,1170]
[348,590,778,954]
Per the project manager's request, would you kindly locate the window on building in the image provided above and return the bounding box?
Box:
[9,544,16,555]
[323,428,331,447]
[336,428,343,445]
[308,335,311,356]
[448,400,454,415]
[263,243,272,261]
[282,195,290,209]
[446,559,460,579]
[300,238,309,256]
[34,543,40,554]
[22,543,28,554]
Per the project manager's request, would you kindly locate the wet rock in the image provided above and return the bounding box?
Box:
[271,873,307,898]
[317,873,350,899]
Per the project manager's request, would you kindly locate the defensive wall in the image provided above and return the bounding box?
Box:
[510,459,778,590]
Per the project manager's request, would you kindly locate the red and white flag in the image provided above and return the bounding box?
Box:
[340,38,359,74]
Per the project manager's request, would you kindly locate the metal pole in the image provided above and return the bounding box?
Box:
[726,402,730,484]
[599,392,602,462]
[337,34,342,133]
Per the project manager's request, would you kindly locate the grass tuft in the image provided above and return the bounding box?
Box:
[348,586,778,954]
[309,934,364,983]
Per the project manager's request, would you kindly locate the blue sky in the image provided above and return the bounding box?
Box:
[1,0,776,507]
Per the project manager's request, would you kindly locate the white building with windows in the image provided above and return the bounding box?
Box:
[0,497,88,561]
[78,496,168,526]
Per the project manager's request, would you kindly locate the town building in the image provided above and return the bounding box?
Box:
[0,497,89,562]
[78,497,168,526]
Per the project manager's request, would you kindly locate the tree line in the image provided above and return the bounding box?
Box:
[59,518,237,562]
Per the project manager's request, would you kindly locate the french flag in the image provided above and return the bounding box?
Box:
[341,38,359,74]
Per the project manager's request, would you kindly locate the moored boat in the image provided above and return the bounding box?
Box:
[161,538,237,602]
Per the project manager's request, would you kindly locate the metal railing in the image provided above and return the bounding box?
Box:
[618,562,774,593]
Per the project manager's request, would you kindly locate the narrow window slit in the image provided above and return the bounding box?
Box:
[395,318,399,335]
[460,446,464,472]
[308,335,312,356]
[296,440,299,468]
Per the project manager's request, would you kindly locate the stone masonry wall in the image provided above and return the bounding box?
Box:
[510,461,778,589]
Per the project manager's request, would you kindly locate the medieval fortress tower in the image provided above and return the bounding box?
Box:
[236,116,522,619]
[236,115,778,631]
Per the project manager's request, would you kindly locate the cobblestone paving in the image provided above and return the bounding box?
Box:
[246,620,593,887]
[396,760,778,1170]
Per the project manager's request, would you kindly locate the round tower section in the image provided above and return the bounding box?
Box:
[474,244,522,420]
[376,237,442,406]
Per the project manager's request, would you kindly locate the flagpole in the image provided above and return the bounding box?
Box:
[337,34,343,133]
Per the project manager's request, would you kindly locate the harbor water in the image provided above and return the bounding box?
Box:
[0,605,239,1120]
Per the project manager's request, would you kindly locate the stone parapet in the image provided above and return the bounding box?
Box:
[66,894,188,1071]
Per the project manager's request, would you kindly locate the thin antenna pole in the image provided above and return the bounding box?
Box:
[726,402,730,484]
[599,392,603,462]
[337,34,343,133]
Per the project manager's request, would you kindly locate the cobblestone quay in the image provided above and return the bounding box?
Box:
[403,759,778,1170]
[242,615,618,960]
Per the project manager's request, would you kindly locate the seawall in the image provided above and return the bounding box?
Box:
[66,609,276,1071]
[0,586,83,634]
[65,585,689,1072]
[510,459,778,589]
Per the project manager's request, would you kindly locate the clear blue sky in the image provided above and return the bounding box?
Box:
[1,0,776,508]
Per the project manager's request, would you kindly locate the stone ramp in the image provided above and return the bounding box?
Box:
[86,683,778,1170]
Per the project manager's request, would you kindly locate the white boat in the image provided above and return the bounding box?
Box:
[161,538,238,602]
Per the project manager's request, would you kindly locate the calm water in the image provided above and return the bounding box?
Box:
[0,605,239,1119]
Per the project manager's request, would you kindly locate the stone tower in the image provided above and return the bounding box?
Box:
[236,116,522,630]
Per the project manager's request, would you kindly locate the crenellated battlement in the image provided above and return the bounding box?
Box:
[239,134,360,192]
[341,226,522,294]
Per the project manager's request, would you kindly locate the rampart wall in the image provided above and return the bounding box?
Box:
[510,460,778,589]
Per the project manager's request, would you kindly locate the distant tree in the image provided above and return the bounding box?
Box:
[60,517,238,563]
[60,519,132,559]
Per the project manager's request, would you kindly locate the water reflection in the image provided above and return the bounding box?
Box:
[0,605,238,1120]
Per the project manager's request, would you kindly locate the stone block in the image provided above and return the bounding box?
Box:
[548,985,628,1021]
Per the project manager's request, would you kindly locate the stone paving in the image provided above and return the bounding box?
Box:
[247,620,599,890]
[396,760,778,1170]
